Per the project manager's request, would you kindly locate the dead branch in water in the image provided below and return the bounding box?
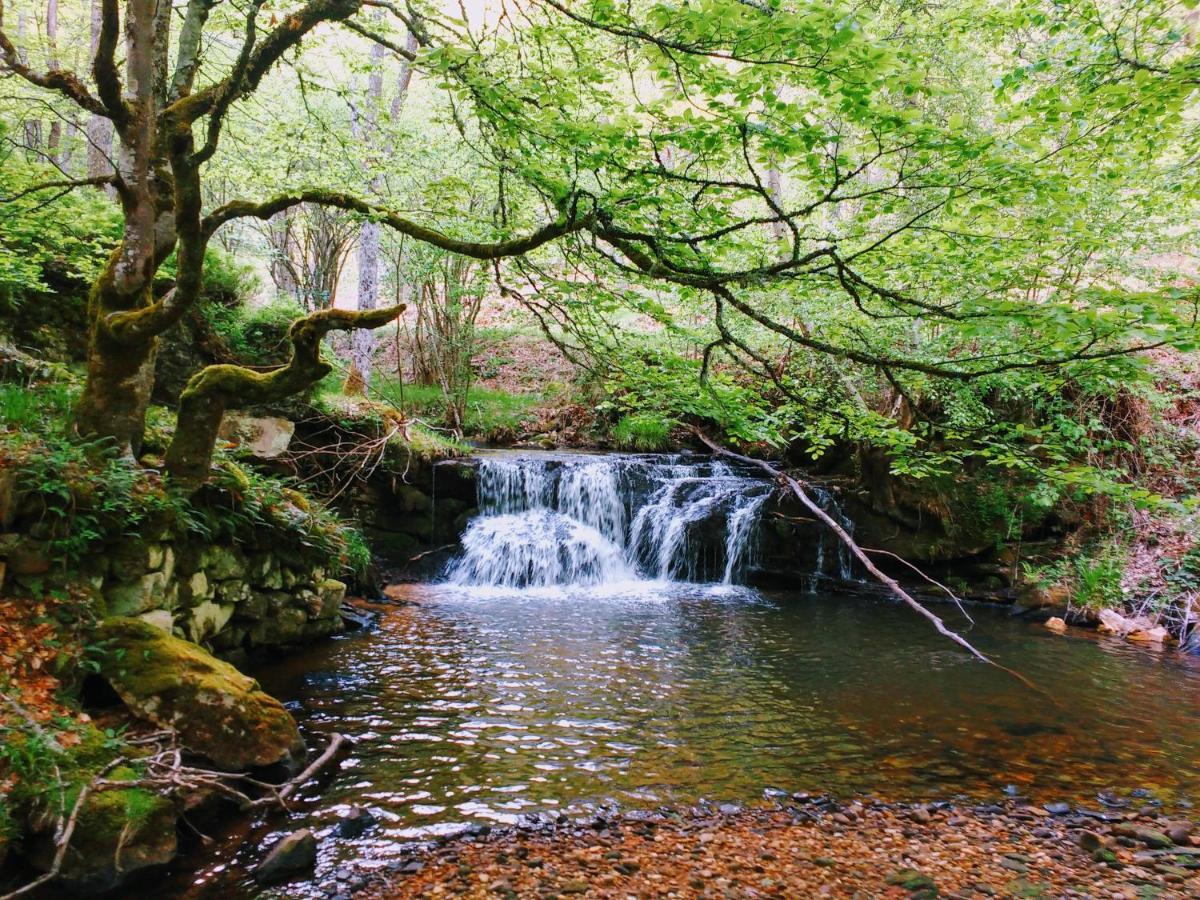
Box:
[697,434,1038,689]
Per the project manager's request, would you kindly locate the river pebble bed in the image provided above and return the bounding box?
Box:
[352,796,1199,898]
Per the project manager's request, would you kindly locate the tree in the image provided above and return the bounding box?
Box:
[0,0,1195,491]
[0,0,589,490]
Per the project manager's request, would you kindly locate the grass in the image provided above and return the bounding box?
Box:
[612,412,675,451]
[0,381,76,432]
[370,376,544,439]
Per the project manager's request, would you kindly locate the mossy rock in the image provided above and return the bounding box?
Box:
[95,617,304,770]
[26,784,177,892]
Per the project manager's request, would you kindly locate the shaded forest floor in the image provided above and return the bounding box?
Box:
[358,800,1199,899]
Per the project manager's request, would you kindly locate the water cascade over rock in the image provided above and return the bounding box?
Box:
[446,452,779,588]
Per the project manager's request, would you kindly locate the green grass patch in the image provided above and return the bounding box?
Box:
[612,413,675,451]
[370,377,543,439]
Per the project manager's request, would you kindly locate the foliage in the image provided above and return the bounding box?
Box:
[612,413,675,452]
[371,377,543,440]
[1,385,371,580]
[204,296,306,363]
[0,153,122,310]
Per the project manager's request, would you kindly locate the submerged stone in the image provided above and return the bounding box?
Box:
[96,616,305,770]
[254,828,317,885]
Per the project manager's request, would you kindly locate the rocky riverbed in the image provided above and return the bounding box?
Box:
[346,797,1198,899]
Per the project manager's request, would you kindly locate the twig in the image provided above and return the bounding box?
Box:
[242,732,349,810]
[406,543,457,564]
[695,433,1040,691]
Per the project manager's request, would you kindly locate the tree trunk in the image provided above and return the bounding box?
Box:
[345,15,389,394]
[16,12,42,154]
[45,0,61,164]
[167,306,405,490]
[72,0,163,456]
[86,0,114,187]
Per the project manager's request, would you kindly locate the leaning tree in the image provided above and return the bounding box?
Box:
[0,0,1196,489]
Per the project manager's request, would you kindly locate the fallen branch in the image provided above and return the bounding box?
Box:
[696,434,1038,689]
[243,732,349,810]
[862,547,975,625]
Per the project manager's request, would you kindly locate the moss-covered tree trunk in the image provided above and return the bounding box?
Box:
[165,305,404,491]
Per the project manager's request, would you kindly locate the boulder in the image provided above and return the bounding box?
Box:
[1128,625,1170,645]
[105,571,171,616]
[96,617,305,770]
[1044,616,1067,633]
[1097,608,1136,635]
[26,783,177,892]
[254,828,317,885]
[220,414,295,459]
[200,545,247,581]
[186,599,236,643]
[138,609,175,633]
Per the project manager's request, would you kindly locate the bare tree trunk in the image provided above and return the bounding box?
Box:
[268,211,299,298]
[86,0,114,186]
[346,18,402,394]
[45,0,61,164]
[767,165,787,242]
[16,12,42,154]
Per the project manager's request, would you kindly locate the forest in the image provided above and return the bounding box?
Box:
[0,0,1198,897]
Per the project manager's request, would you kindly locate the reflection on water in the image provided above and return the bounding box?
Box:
[177,583,1200,896]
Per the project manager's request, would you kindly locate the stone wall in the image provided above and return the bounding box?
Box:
[1,532,347,653]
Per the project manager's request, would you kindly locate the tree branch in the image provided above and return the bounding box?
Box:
[203,189,595,259]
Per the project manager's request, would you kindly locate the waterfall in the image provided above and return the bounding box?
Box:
[446,452,775,589]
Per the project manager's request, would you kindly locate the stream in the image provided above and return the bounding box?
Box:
[167,452,1200,897]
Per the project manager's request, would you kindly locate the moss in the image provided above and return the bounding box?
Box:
[96,617,304,770]
[25,782,177,892]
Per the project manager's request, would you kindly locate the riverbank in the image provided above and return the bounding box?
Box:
[357,799,1198,899]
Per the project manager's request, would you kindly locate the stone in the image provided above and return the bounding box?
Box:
[334,807,377,839]
[313,579,347,620]
[105,571,170,616]
[1043,802,1070,816]
[1019,583,1070,609]
[187,570,211,603]
[138,609,175,633]
[146,543,167,570]
[200,546,247,581]
[96,617,305,770]
[1167,823,1193,845]
[26,783,177,892]
[1078,831,1105,852]
[1127,626,1169,645]
[1043,617,1067,633]
[886,869,937,891]
[220,414,295,459]
[187,599,236,643]
[254,829,317,885]
[5,537,52,576]
[1097,608,1131,635]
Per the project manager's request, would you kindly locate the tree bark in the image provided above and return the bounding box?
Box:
[72,0,164,456]
[345,14,389,394]
[166,305,405,490]
[16,12,42,154]
[86,0,114,186]
[45,0,61,164]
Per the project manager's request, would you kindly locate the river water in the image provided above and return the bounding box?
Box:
[168,452,1200,896]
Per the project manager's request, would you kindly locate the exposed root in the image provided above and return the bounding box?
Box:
[0,733,348,899]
